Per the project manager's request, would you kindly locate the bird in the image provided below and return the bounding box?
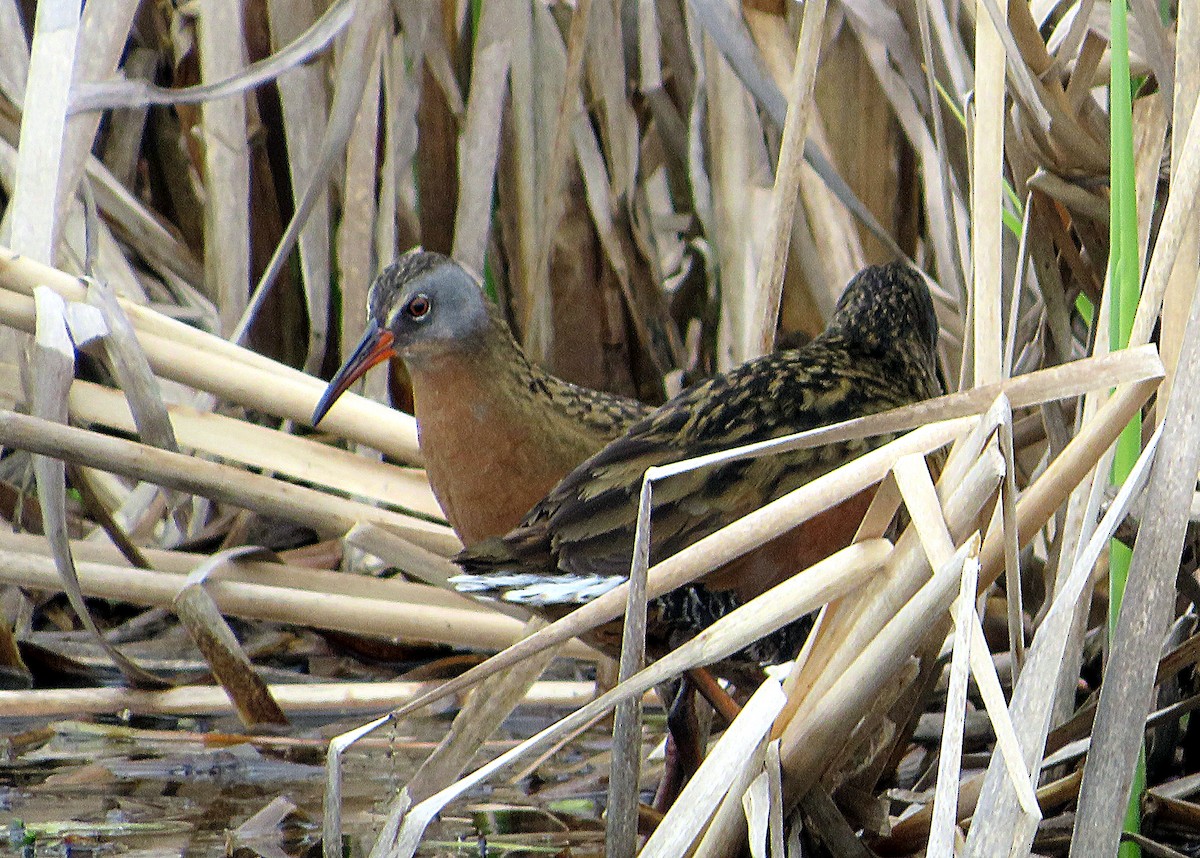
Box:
[312,250,706,800]
[453,261,945,667]
[311,249,652,545]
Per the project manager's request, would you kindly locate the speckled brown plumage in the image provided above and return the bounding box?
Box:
[312,249,652,544]
[454,262,944,663]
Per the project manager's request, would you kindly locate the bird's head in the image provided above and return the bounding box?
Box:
[827,262,940,360]
[311,249,493,425]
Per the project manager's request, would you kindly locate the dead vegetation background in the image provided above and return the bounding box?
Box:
[0,0,1196,855]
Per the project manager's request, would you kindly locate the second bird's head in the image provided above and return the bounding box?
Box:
[311,249,492,426]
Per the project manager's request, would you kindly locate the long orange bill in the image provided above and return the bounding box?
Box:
[311,321,396,425]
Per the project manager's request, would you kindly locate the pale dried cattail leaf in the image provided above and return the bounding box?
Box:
[0,533,561,654]
[268,0,332,374]
[235,0,387,346]
[963,426,1160,856]
[405,617,561,804]
[452,41,510,275]
[70,0,354,113]
[1160,4,1200,409]
[195,0,251,335]
[970,0,1008,388]
[173,547,288,728]
[0,0,27,108]
[640,681,785,857]
[53,0,139,248]
[9,0,79,263]
[747,0,826,359]
[28,286,165,687]
[0,406,456,554]
[336,39,382,363]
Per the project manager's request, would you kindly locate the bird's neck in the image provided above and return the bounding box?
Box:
[817,330,920,377]
[403,327,583,544]
[406,323,546,406]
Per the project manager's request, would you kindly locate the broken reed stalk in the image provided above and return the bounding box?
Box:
[960,424,1162,855]
[772,348,1147,724]
[777,453,1003,777]
[639,679,787,857]
[0,531,454,604]
[977,378,1160,586]
[0,363,442,518]
[0,547,602,655]
[0,680,618,718]
[780,370,1159,758]
[776,416,1011,734]
[0,408,459,557]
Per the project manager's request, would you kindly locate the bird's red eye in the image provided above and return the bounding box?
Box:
[406,294,431,319]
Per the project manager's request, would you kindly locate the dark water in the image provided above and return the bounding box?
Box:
[0,710,616,857]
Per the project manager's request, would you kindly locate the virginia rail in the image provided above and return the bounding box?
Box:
[311,249,651,544]
[454,261,945,667]
[312,250,682,800]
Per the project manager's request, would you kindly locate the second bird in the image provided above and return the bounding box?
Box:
[455,262,945,663]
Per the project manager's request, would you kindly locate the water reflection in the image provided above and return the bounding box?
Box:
[1,708,613,857]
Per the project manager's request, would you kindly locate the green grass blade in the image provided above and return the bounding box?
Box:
[1107,0,1144,854]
